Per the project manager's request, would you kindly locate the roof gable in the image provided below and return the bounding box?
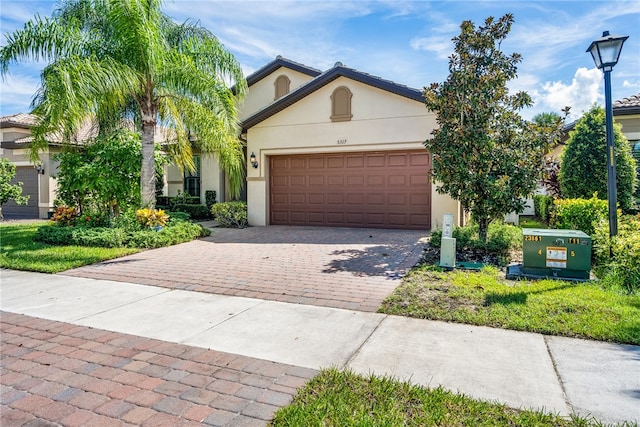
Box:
[242,62,424,131]
[246,56,321,87]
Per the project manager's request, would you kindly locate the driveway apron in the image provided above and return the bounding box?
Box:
[61,226,429,312]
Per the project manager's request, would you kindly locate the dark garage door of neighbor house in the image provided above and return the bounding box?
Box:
[2,166,39,218]
[270,150,431,230]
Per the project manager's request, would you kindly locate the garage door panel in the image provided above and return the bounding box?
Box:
[347,194,364,205]
[347,175,364,186]
[308,175,324,186]
[410,153,430,166]
[388,154,408,166]
[327,212,345,224]
[290,175,305,187]
[367,156,385,167]
[327,176,343,186]
[388,214,408,225]
[327,157,344,168]
[270,151,431,230]
[308,194,324,204]
[308,157,324,168]
[327,194,344,205]
[388,194,406,205]
[367,194,385,205]
[388,175,406,186]
[367,175,384,186]
[346,156,364,168]
[2,167,39,218]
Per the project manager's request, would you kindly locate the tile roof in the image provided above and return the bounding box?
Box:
[242,60,424,131]
[0,113,39,128]
[245,56,322,87]
[2,114,172,145]
[613,93,640,115]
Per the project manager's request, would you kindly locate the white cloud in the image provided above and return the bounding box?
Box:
[409,36,452,60]
[623,79,640,89]
[533,67,603,121]
[0,73,41,116]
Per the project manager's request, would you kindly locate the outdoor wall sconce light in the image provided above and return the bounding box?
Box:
[586,30,628,237]
[250,152,259,169]
[34,162,45,175]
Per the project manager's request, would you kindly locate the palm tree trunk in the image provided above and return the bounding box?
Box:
[141,120,156,208]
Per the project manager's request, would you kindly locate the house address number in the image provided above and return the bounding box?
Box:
[337,139,347,144]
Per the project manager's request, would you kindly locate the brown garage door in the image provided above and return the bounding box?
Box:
[270,150,431,230]
[2,166,39,218]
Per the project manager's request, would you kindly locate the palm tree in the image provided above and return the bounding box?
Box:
[0,0,247,206]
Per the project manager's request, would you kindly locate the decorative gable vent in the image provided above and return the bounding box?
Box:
[330,86,352,122]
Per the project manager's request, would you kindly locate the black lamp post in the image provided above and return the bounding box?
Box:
[586,31,628,237]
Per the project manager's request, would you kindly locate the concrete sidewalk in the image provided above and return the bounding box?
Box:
[1,269,639,424]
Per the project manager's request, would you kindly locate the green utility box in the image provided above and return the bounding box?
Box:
[522,229,592,280]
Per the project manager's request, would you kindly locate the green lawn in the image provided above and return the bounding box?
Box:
[0,222,139,273]
[270,368,612,427]
[380,266,640,345]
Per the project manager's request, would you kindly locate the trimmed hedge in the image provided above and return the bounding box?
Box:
[551,195,608,235]
[533,194,554,222]
[172,204,210,220]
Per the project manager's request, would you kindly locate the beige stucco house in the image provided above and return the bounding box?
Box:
[238,57,458,230]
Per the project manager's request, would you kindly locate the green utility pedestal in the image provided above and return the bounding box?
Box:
[521,229,592,280]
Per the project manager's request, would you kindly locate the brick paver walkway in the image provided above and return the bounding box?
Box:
[62,226,428,312]
[0,311,317,426]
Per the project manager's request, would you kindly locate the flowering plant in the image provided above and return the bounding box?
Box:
[51,206,78,226]
[135,208,169,229]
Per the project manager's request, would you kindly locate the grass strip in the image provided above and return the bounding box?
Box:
[270,368,627,426]
[380,266,640,345]
[0,222,139,273]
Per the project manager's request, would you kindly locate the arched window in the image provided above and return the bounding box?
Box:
[330,86,352,122]
[274,75,290,99]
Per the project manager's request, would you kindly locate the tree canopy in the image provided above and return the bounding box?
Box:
[0,0,248,207]
[559,105,637,212]
[424,14,565,241]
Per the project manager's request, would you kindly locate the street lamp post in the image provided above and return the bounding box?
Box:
[586,31,628,237]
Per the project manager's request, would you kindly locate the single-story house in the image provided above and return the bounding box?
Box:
[238,56,458,230]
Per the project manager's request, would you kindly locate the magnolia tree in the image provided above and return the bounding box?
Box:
[424,14,565,242]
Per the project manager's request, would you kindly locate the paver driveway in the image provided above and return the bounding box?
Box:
[62,226,429,312]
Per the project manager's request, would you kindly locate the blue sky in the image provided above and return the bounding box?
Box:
[1,0,639,121]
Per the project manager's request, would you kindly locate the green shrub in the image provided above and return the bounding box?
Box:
[173,204,210,220]
[166,211,191,222]
[205,190,217,210]
[35,218,209,249]
[211,201,248,228]
[551,194,608,235]
[593,215,640,293]
[36,225,125,247]
[533,194,554,221]
[429,222,521,257]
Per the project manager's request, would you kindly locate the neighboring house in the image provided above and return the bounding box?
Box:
[613,93,640,155]
[0,114,169,219]
[1,113,59,219]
